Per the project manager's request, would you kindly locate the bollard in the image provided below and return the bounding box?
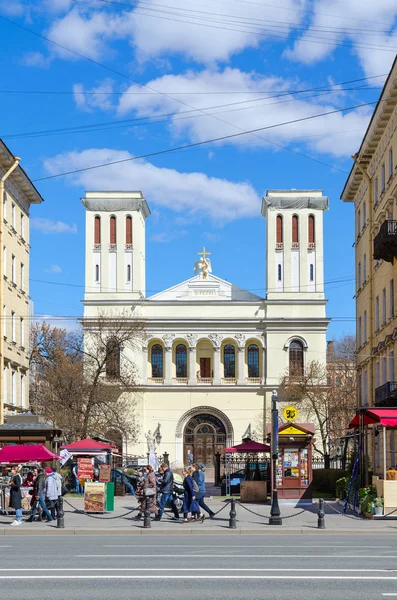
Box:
[143,496,151,528]
[57,497,65,529]
[317,498,325,530]
[229,498,237,529]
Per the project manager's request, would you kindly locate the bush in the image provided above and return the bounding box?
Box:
[359,486,377,514]
[312,469,348,495]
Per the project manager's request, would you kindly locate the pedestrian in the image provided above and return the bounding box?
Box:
[187,449,194,465]
[72,464,83,494]
[9,465,23,527]
[52,467,63,507]
[27,468,53,522]
[155,463,179,521]
[193,462,215,519]
[182,467,203,523]
[22,471,34,487]
[142,465,158,517]
[133,467,146,520]
[44,467,59,521]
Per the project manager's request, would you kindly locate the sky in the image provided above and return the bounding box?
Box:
[1,0,397,340]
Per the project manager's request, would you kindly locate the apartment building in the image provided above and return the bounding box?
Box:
[0,141,43,424]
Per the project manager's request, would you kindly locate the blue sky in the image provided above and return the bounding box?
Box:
[1,0,397,340]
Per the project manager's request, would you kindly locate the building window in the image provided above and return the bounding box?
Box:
[20,374,25,407]
[3,365,7,404]
[382,356,387,384]
[224,344,236,378]
[127,264,131,282]
[358,316,362,347]
[277,264,282,281]
[363,254,367,281]
[363,201,367,227]
[110,215,116,245]
[363,370,368,405]
[20,213,24,239]
[382,287,387,325]
[11,203,15,229]
[276,215,283,247]
[175,344,187,378]
[382,164,386,191]
[247,344,259,378]
[94,216,101,245]
[11,311,15,342]
[292,214,299,246]
[3,305,6,339]
[20,263,24,291]
[358,372,362,405]
[358,262,361,289]
[375,295,379,330]
[126,216,132,245]
[390,350,395,381]
[309,264,314,281]
[390,279,395,318]
[95,264,100,282]
[3,246,6,278]
[11,370,16,406]
[151,344,163,378]
[374,178,379,204]
[11,255,15,283]
[106,338,120,379]
[375,361,380,388]
[389,148,394,179]
[357,210,361,236]
[20,317,24,347]
[308,215,315,247]
[289,340,304,377]
[3,192,6,221]
[364,310,367,343]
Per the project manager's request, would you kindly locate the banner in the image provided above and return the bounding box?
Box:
[78,457,93,479]
[84,482,106,513]
[99,465,111,483]
[60,449,72,466]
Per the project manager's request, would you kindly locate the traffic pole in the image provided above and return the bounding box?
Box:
[143,496,151,528]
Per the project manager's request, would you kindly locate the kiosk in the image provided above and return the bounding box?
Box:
[276,422,314,502]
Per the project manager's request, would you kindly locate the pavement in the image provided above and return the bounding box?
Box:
[1,496,397,535]
[2,533,397,599]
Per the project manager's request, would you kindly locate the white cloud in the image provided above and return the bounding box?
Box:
[44,148,260,222]
[31,218,78,234]
[0,0,24,16]
[116,67,372,157]
[20,51,52,69]
[150,230,188,243]
[73,79,116,112]
[45,264,62,273]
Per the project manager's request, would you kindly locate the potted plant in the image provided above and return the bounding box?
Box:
[374,497,384,516]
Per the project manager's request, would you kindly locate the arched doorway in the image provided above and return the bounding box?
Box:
[183,413,226,467]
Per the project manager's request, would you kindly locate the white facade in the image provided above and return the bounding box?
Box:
[82,189,330,469]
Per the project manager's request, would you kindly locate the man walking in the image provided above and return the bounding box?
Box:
[155,463,179,521]
[193,462,215,519]
[45,467,59,520]
[28,468,53,522]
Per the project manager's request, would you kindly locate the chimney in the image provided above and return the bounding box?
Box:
[327,340,335,358]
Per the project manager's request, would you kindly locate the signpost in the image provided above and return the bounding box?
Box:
[283,406,299,422]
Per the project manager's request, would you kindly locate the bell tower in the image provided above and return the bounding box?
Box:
[82,191,150,301]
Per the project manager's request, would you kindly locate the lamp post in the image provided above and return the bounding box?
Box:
[269,389,282,525]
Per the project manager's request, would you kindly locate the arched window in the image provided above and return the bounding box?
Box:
[94,216,101,244]
[292,214,299,246]
[289,340,304,377]
[175,344,187,378]
[110,215,116,245]
[309,264,314,281]
[276,215,283,247]
[224,344,236,378]
[247,344,259,378]
[126,216,132,245]
[308,215,315,247]
[95,264,100,282]
[127,264,131,282]
[106,338,120,379]
[277,264,282,281]
[151,344,163,378]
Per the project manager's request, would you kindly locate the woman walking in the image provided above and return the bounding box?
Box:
[182,467,203,523]
[133,467,146,520]
[9,465,23,527]
[142,465,158,518]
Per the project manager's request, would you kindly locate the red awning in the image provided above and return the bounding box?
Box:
[61,438,117,452]
[225,440,270,453]
[0,444,59,464]
[349,408,397,428]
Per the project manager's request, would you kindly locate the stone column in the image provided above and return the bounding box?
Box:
[188,346,197,385]
[213,347,221,385]
[142,346,148,384]
[237,346,245,385]
[164,347,173,385]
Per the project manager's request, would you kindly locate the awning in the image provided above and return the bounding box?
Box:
[349,408,397,428]
[225,440,270,453]
[61,438,117,452]
[0,444,59,464]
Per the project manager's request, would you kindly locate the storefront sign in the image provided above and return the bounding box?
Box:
[78,457,93,479]
[99,465,111,482]
[283,406,299,421]
[84,482,106,513]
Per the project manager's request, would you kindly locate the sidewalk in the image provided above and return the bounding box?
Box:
[1,497,396,535]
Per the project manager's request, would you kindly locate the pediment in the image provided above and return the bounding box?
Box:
[148,274,262,302]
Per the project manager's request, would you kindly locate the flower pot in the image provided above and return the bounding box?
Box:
[375,506,383,516]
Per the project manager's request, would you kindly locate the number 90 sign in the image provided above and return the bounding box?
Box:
[283,406,298,421]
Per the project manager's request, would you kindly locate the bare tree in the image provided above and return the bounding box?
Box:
[30,313,145,443]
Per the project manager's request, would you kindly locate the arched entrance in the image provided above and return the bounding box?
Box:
[183,413,226,467]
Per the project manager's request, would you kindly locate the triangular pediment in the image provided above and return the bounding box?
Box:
[148,274,262,302]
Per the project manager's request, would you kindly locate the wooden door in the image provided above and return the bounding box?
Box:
[200,357,211,378]
[195,434,215,466]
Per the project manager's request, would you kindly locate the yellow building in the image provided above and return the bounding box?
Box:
[341,57,397,472]
[0,141,43,424]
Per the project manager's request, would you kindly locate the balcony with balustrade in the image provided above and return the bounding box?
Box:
[375,381,397,407]
[374,220,397,263]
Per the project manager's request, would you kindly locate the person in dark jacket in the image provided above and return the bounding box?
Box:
[192,463,215,518]
[133,467,146,520]
[182,467,203,523]
[28,468,53,522]
[156,463,179,521]
[9,465,23,527]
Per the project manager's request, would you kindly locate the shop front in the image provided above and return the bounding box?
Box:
[276,423,314,502]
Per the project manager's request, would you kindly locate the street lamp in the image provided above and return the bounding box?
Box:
[154,423,162,447]
[269,389,282,525]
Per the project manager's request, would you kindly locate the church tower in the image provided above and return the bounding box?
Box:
[82,191,150,300]
[261,190,328,300]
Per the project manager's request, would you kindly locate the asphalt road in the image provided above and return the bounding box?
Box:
[1,534,397,599]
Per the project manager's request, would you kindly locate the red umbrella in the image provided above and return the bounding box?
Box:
[61,438,117,452]
[225,440,270,453]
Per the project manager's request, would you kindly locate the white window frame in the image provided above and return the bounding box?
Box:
[11,369,16,406]
[20,317,24,348]
[389,148,394,179]
[11,311,16,342]
[11,203,15,229]
[375,296,380,331]
[382,287,387,325]
[382,164,386,192]
[11,254,15,284]
[20,263,24,291]
[20,213,25,240]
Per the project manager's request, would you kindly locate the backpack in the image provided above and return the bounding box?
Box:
[192,479,200,494]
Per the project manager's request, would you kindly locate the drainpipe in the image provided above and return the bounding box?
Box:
[352,154,373,487]
[0,156,20,425]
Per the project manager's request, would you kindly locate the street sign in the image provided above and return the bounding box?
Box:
[283,406,299,421]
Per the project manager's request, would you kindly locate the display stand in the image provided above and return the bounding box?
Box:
[276,423,314,502]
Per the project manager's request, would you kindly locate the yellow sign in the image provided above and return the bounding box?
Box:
[283,406,299,421]
[279,425,306,436]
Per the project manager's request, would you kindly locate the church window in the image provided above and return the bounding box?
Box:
[308,215,315,247]
[126,216,132,245]
[224,344,236,378]
[127,264,131,282]
[175,344,187,378]
[309,264,314,281]
[289,340,304,377]
[248,344,259,378]
[95,264,100,282]
[276,215,283,247]
[94,216,101,244]
[110,216,117,245]
[292,214,299,246]
[277,264,282,281]
[106,338,120,379]
[151,344,163,378]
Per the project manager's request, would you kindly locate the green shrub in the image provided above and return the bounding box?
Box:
[312,469,348,494]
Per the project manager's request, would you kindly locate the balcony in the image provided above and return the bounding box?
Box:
[375,381,397,407]
[148,377,164,384]
[373,220,397,263]
[172,377,188,385]
[197,377,213,384]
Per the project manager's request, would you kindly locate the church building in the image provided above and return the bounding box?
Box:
[82,189,330,469]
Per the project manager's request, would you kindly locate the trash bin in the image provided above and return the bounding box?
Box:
[105,482,114,511]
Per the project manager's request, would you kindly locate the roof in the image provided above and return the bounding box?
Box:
[81,191,150,218]
[0,422,58,431]
[225,440,270,453]
[61,438,117,451]
[349,408,397,428]
[0,139,44,205]
[0,444,59,464]
[341,55,397,203]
